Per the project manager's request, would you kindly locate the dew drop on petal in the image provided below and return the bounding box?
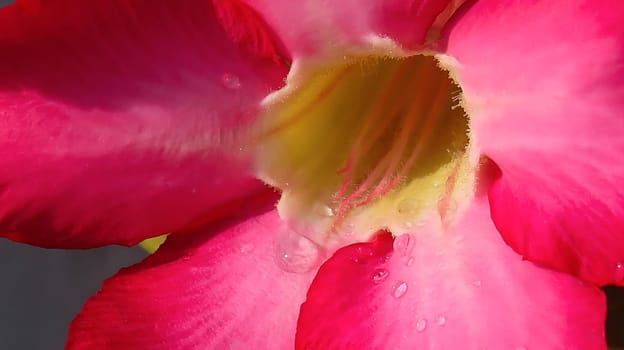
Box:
[516,346,527,350]
[615,262,624,281]
[314,203,334,217]
[473,279,482,287]
[392,281,408,299]
[406,257,414,267]
[274,227,321,273]
[221,73,241,89]
[393,234,413,257]
[372,269,390,283]
[436,315,447,326]
[416,319,427,332]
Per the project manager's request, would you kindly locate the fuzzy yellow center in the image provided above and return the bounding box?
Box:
[255,54,475,246]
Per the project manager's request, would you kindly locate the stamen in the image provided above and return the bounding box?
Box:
[335,62,414,199]
[358,61,440,205]
[370,67,452,200]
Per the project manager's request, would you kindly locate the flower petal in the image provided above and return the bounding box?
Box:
[245,0,458,56]
[296,200,606,349]
[0,0,289,248]
[443,0,624,286]
[67,200,316,350]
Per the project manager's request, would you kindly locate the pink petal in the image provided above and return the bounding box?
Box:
[444,0,624,286]
[245,0,456,55]
[67,203,315,349]
[0,0,289,248]
[296,199,606,349]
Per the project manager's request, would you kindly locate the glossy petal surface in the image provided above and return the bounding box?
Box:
[245,0,456,56]
[297,200,606,349]
[0,0,289,248]
[67,202,315,350]
[444,0,624,285]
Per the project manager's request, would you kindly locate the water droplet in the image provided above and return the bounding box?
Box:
[372,269,389,283]
[406,257,415,267]
[416,319,427,332]
[393,234,413,257]
[221,73,241,89]
[616,262,624,281]
[392,281,408,299]
[516,346,527,350]
[436,315,447,326]
[274,227,321,273]
[473,280,482,287]
[239,243,254,254]
[315,204,334,217]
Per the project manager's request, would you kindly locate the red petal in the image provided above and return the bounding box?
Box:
[444,0,624,285]
[297,200,606,349]
[0,0,289,248]
[67,203,316,350]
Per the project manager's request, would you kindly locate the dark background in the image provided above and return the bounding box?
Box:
[0,239,146,349]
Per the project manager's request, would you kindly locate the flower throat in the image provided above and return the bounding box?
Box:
[255,54,473,244]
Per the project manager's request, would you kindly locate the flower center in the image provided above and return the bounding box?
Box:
[254,53,476,247]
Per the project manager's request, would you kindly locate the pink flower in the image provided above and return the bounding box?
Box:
[1,0,622,349]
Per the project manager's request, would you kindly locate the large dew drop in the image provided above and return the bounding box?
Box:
[392,281,408,299]
[274,227,322,273]
[371,268,390,283]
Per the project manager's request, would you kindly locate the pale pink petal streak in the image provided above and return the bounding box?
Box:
[244,0,455,56]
